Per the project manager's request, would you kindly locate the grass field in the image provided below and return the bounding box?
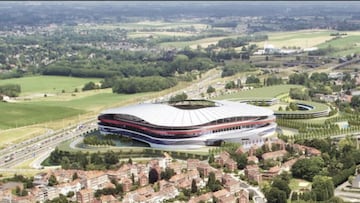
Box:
[76,22,207,30]
[0,76,101,96]
[317,34,360,56]
[255,30,334,49]
[0,102,84,129]
[215,84,302,100]
[128,31,194,38]
[289,178,311,191]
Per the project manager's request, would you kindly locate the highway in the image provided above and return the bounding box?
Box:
[0,119,97,168]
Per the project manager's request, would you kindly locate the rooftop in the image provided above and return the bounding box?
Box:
[101,100,273,127]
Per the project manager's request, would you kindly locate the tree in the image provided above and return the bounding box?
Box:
[206,172,222,192]
[0,84,21,97]
[207,85,215,94]
[104,151,118,165]
[272,178,291,198]
[351,95,360,109]
[265,187,287,203]
[72,172,78,181]
[169,92,188,102]
[207,172,216,188]
[149,168,159,184]
[48,174,58,186]
[208,153,215,164]
[160,167,175,181]
[82,81,98,91]
[67,191,75,198]
[246,75,260,84]
[312,175,334,201]
[191,179,198,193]
[225,81,236,89]
[235,154,248,169]
[291,157,325,181]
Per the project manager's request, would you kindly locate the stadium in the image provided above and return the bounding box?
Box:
[98,100,277,149]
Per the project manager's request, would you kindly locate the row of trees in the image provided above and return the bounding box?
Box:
[221,62,254,77]
[112,76,177,94]
[217,34,268,48]
[83,135,115,146]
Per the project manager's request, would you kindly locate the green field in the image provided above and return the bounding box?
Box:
[127,31,194,38]
[28,92,151,112]
[275,100,330,114]
[76,22,207,30]
[0,76,101,96]
[256,30,334,49]
[0,102,84,129]
[318,35,360,56]
[215,85,302,100]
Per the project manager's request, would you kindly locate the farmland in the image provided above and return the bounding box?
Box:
[256,30,334,49]
[0,102,84,129]
[0,76,101,96]
[215,84,302,100]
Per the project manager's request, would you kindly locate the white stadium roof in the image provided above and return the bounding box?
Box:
[100,100,273,127]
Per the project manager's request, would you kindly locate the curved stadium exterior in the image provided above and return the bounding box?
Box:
[98,100,277,149]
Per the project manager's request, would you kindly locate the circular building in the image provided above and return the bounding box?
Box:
[98,100,277,149]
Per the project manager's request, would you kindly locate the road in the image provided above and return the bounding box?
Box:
[335,178,360,202]
[0,119,97,168]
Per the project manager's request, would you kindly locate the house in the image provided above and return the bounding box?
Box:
[99,195,119,203]
[122,185,154,203]
[261,150,288,161]
[139,173,148,187]
[281,158,299,172]
[213,189,236,203]
[167,161,182,174]
[187,159,200,170]
[7,194,36,203]
[292,144,321,156]
[237,189,250,203]
[30,185,56,202]
[188,192,213,203]
[245,165,262,183]
[81,171,109,190]
[262,166,281,180]
[225,159,237,171]
[56,180,82,196]
[215,151,231,166]
[106,164,130,181]
[305,147,321,156]
[222,175,241,194]
[235,147,246,155]
[51,169,82,184]
[122,178,133,192]
[33,173,49,186]
[213,189,230,200]
[169,170,199,189]
[247,156,259,164]
[76,189,94,203]
[197,162,212,177]
[218,194,237,203]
